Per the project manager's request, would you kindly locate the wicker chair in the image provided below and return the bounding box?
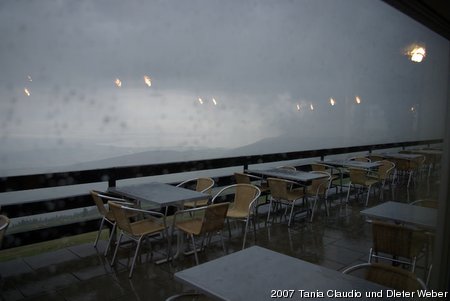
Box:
[276,166,297,171]
[165,292,211,300]
[410,199,438,209]
[109,201,168,278]
[369,220,426,272]
[342,263,426,291]
[367,155,385,162]
[349,156,371,162]
[211,184,261,249]
[172,202,229,265]
[391,155,425,188]
[345,168,380,207]
[310,163,340,193]
[177,177,214,208]
[234,172,269,194]
[368,160,395,200]
[0,215,10,249]
[90,190,138,256]
[266,178,305,227]
[306,171,331,222]
[234,172,270,220]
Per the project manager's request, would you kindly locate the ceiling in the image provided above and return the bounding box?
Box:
[383,0,450,40]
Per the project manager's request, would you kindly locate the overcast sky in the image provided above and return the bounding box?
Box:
[0,0,448,155]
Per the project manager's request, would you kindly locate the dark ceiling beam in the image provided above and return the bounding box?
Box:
[383,0,450,40]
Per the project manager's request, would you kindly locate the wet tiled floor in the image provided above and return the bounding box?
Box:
[0,177,439,301]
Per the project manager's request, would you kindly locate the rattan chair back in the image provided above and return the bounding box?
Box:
[201,203,230,234]
[377,160,395,181]
[0,215,10,249]
[267,177,290,200]
[91,190,112,219]
[307,171,330,197]
[234,172,252,184]
[343,263,426,291]
[310,163,328,172]
[348,168,370,185]
[177,177,214,193]
[232,184,261,213]
[195,178,215,194]
[371,220,423,263]
[109,201,133,234]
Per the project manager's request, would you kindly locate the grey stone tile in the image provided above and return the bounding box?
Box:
[57,275,128,301]
[23,249,80,270]
[0,258,34,278]
[72,263,114,281]
[18,274,79,297]
[21,291,65,301]
[68,242,104,258]
[322,243,366,266]
[0,285,25,301]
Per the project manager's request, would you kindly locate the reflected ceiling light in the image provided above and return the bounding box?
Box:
[27,75,32,82]
[198,97,204,104]
[296,104,301,111]
[329,98,335,106]
[144,75,152,87]
[24,88,31,96]
[310,103,314,111]
[114,78,122,88]
[355,96,361,104]
[212,98,217,105]
[406,44,426,63]
[410,106,415,112]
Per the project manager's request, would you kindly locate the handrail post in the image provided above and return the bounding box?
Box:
[108,169,116,188]
[108,178,116,188]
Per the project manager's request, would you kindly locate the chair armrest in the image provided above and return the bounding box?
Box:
[97,193,127,202]
[165,292,204,301]
[122,206,167,229]
[171,205,208,225]
[118,205,163,217]
[241,171,265,181]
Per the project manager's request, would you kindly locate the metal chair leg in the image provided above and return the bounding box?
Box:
[242,218,250,250]
[104,223,116,256]
[129,237,143,278]
[191,234,199,265]
[365,186,371,207]
[288,202,295,227]
[226,218,232,238]
[111,232,123,267]
[93,218,105,247]
[266,197,273,224]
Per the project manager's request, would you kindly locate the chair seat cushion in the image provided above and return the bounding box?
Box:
[286,189,305,201]
[184,199,209,208]
[130,219,166,236]
[226,208,250,219]
[176,218,203,235]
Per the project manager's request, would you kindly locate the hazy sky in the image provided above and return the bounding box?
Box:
[1,0,448,154]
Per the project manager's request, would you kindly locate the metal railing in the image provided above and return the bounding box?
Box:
[0,139,442,249]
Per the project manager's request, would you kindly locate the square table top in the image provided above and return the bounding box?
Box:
[360,201,437,231]
[246,168,326,185]
[381,152,423,160]
[175,246,389,301]
[409,149,443,156]
[321,159,381,170]
[108,182,209,207]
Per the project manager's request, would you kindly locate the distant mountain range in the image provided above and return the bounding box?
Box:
[0,134,403,177]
